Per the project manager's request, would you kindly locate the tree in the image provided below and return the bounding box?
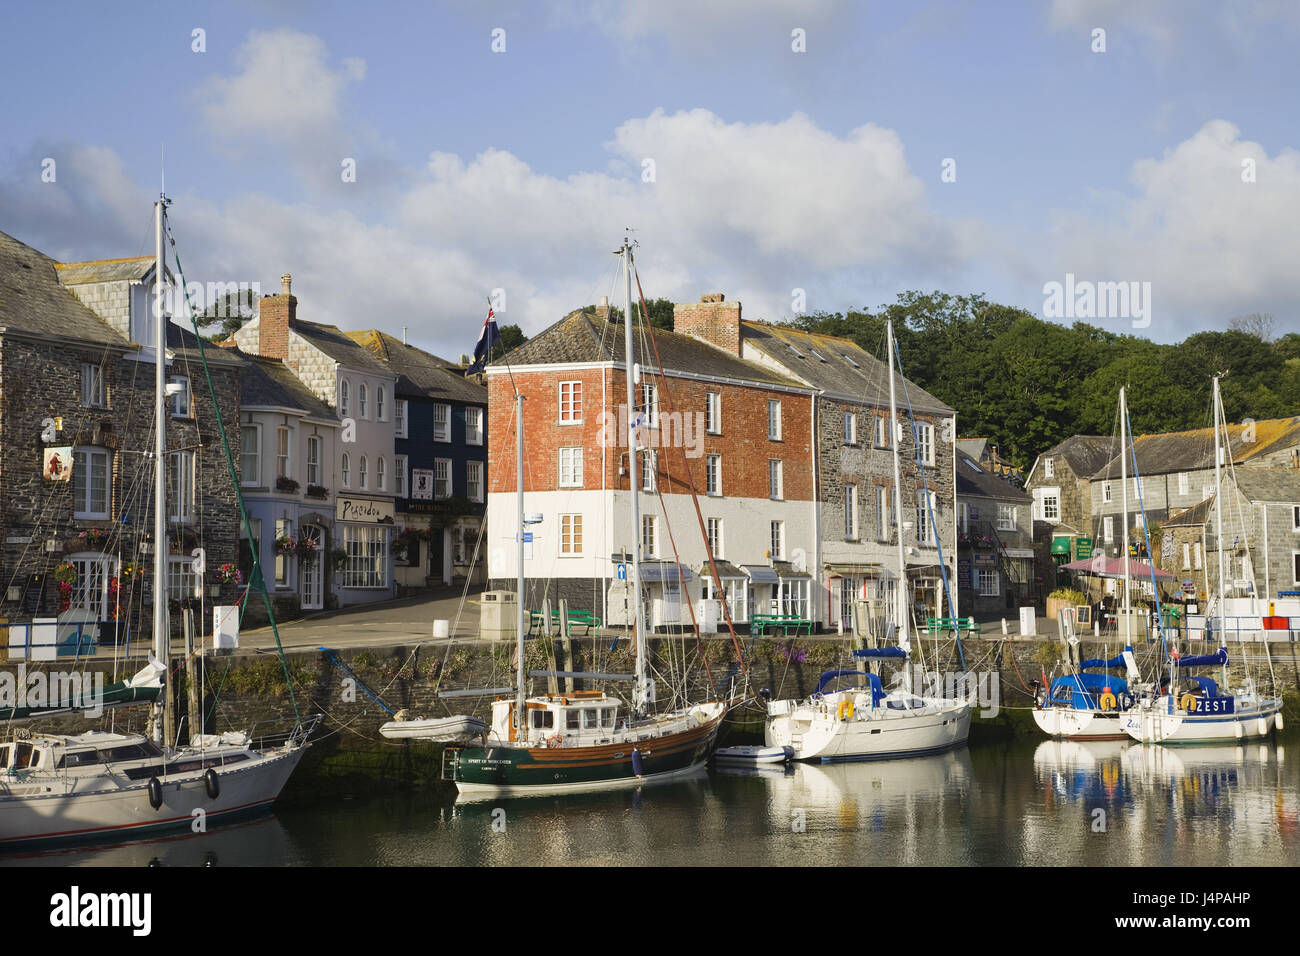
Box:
[489,324,527,362]
[195,288,257,341]
[1228,312,1275,342]
[582,296,674,330]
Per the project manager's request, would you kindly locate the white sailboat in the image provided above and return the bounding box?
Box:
[1122,376,1283,744]
[440,238,730,798]
[764,320,973,761]
[0,194,318,848]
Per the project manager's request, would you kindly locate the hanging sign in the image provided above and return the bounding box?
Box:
[43,446,73,481]
[411,469,434,500]
[1076,537,1093,559]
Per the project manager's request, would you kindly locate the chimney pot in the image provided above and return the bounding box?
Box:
[281,274,292,296]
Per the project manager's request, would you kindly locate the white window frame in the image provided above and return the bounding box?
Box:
[340,379,351,417]
[640,382,658,429]
[1194,543,1203,571]
[72,447,111,520]
[706,517,723,558]
[395,454,408,498]
[559,447,584,488]
[1183,542,1192,570]
[307,434,321,486]
[874,415,890,449]
[168,375,191,418]
[770,520,784,559]
[68,553,114,617]
[876,486,889,542]
[240,425,261,487]
[768,400,782,441]
[434,458,451,499]
[559,381,582,424]
[843,412,856,445]
[1292,505,1300,532]
[432,404,451,442]
[342,525,389,589]
[169,554,200,601]
[560,514,583,555]
[706,455,721,496]
[706,392,721,434]
[1043,457,1054,479]
[641,515,658,558]
[844,484,858,540]
[168,450,195,524]
[1102,481,1112,503]
[376,386,387,422]
[914,422,934,466]
[395,399,408,439]
[275,425,292,480]
[467,460,484,503]
[916,491,931,544]
[341,452,351,489]
[466,407,484,445]
[81,363,105,408]
[642,449,657,493]
[359,455,369,491]
[1103,516,1114,542]
[377,455,387,491]
[978,568,999,596]
[997,503,1016,532]
[769,459,783,500]
[358,383,369,419]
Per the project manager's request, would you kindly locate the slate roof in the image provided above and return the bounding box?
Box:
[741,322,953,415]
[497,310,806,389]
[1034,435,1119,481]
[0,231,128,346]
[1091,418,1300,479]
[345,329,486,405]
[1164,496,1215,528]
[292,319,393,375]
[54,255,156,285]
[955,449,1031,502]
[1228,467,1300,504]
[231,349,336,418]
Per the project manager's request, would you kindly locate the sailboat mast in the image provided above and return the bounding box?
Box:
[886,321,909,657]
[1120,386,1131,634]
[1213,376,1226,638]
[515,390,526,734]
[622,239,650,714]
[152,196,170,746]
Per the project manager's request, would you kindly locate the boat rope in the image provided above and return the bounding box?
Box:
[166,221,300,722]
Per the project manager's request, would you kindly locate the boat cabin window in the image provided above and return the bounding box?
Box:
[530,710,554,730]
[601,708,615,729]
[566,710,581,730]
[887,697,925,710]
[0,744,10,768]
[582,709,598,730]
[14,742,36,768]
[59,750,101,768]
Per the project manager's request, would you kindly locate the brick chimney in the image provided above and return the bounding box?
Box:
[673,293,741,356]
[594,295,612,322]
[258,273,296,360]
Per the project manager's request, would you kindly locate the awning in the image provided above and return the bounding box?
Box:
[697,559,746,580]
[1050,536,1073,555]
[824,562,884,575]
[741,565,779,584]
[637,562,694,584]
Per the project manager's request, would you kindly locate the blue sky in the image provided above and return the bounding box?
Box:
[2,0,1297,358]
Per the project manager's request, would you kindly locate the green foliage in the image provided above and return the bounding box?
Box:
[1048,587,1087,604]
[488,324,527,362]
[785,292,1299,469]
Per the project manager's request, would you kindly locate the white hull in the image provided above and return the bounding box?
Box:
[1122,698,1283,744]
[714,745,793,764]
[380,715,486,742]
[0,743,307,847]
[1032,707,1128,740]
[452,760,709,801]
[766,692,972,762]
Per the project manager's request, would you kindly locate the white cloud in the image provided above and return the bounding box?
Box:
[1037,120,1300,333]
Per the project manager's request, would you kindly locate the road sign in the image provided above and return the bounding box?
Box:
[617,563,627,581]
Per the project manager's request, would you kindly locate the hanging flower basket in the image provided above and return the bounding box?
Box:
[274,535,297,556]
[216,563,243,586]
[275,476,301,494]
[305,484,328,499]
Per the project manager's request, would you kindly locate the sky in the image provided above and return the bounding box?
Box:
[1,0,1297,359]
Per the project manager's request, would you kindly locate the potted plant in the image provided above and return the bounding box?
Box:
[275,475,300,494]
[1045,587,1087,621]
[305,484,328,499]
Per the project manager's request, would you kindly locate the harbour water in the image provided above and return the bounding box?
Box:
[5,737,1297,866]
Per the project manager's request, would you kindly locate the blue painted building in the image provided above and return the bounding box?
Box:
[347,330,488,588]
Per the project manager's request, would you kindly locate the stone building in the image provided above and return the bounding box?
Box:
[1205,468,1300,606]
[0,231,241,645]
[346,330,488,590]
[714,319,959,629]
[1024,435,1118,587]
[955,449,1036,614]
[231,277,398,609]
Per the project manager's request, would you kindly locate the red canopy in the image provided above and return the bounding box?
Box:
[1061,556,1174,580]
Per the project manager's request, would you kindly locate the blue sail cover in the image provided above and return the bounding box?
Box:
[815,669,887,706]
[851,647,907,660]
[1048,673,1129,710]
[1080,644,1134,670]
[1173,648,1228,668]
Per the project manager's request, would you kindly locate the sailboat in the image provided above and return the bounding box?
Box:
[440,239,729,798]
[1035,386,1146,740]
[763,320,973,762]
[1121,376,1283,744]
[0,194,318,847]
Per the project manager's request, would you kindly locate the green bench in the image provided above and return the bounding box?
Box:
[751,613,814,636]
[924,616,981,637]
[527,609,603,635]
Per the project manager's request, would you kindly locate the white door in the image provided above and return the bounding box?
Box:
[662,580,681,625]
[300,524,324,610]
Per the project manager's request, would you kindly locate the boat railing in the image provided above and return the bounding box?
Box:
[247,714,324,751]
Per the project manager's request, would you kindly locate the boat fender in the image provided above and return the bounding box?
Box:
[837,699,855,721]
[204,768,220,799]
[147,776,163,810]
[1234,721,1245,740]
[1277,713,1285,732]
[1179,693,1198,713]
[1118,692,1134,711]
[1099,689,1117,711]
[1257,718,1270,737]
[546,733,563,749]
[631,747,644,777]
